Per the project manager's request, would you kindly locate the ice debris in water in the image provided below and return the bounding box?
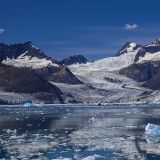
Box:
[81,156,96,160]
[145,123,160,143]
[52,156,95,160]
[23,102,40,107]
[145,123,160,135]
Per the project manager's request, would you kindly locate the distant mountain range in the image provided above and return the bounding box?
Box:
[1,39,160,104]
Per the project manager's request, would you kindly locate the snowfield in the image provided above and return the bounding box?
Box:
[2,51,59,69]
[64,46,160,103]
[138,51,160,63]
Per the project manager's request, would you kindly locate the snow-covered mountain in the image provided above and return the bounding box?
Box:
[0,41,59,69]
[63,38,160,103]
[1,39,160,104]
[115,42,141,57]
[2,52,59,69]
[59,55,88,66]
[69,42,141,72]
[0,41,83,104]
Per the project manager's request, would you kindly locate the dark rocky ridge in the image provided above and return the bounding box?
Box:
[0,41,57,63]
[59,55,88,66]
[0,64,63,103]
[48,67,83,84]
[0,41,82,85]
[119,61,160,90]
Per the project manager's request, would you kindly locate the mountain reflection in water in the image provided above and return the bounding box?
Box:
[0,104,160,159]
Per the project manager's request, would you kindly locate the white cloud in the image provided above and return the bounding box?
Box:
[124,24,138,30]
[0,28,5,34]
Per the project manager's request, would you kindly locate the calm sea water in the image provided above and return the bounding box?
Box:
[0,104,160,160]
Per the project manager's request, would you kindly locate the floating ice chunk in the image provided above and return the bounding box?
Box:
[145,123,160,135]
[145,123,160,143]
[52,158,71,160]
[81,156,96,160]
[6,129,17,134]
[23,102,40,107]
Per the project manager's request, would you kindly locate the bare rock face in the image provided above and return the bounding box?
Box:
[0,64,63,103]
[0,41,57,63]
[48,67,83,84]
[59,55,88,66]
[119,61,160,90]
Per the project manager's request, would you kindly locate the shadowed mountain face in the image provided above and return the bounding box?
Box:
[48,67,83,84]
[59,55,88,66]
[0,64,63,103]
[119,61,160,90]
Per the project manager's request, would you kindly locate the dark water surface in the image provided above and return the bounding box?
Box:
[0,104,160,160]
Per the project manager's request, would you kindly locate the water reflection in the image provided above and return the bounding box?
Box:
[0,104,160,159]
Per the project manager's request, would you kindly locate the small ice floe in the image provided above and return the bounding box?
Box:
[6,129,17,134]
[23,102,40,107]
[88,117,95,123]
[145,123,160,135]
[81,156,96,160]
[145,123,160,143]
[52,158,71,160]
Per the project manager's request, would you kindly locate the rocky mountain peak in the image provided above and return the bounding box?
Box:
[115,42,140,56]
[151,38,160,45]
[59,55,89,66]
[0,41,57,63]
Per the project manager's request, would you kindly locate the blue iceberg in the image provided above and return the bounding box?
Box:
[145,123,160,143]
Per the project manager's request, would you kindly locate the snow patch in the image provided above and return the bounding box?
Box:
[138,51,160,63]
[2,52,59,69]
[81,156,96,160]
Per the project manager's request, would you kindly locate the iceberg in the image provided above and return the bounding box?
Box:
[145,123,160,143]
[145,123,160,135]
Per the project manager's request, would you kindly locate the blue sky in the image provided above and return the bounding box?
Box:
[0,0,160,60]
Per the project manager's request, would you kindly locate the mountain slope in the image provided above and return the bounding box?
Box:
[116,42,141,57]
[0,41,82,85]
[0,64,63,103]
[0,41,57,63]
